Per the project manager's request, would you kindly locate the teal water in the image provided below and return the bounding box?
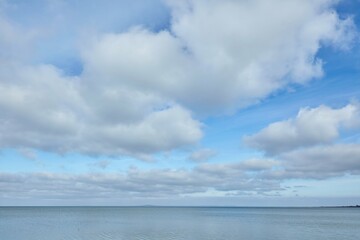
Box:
[0,207,359,240]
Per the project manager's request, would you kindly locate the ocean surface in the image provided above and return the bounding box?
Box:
[0,207,359,240]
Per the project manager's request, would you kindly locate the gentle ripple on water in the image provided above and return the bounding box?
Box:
[0,207,359,240]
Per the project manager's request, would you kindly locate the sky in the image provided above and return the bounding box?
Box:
[0,0,360,206]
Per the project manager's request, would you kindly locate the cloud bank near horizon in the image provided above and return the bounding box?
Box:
[1,144,360,203]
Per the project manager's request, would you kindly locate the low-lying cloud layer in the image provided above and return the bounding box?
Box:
[0,0,356,158]
[0,159,282,202]
[279,144,360,178]
[2,147,360,202]
[244,103,360,178]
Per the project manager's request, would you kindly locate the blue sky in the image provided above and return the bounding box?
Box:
[0,0,360,206]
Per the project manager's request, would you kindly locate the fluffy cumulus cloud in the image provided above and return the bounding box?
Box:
[84,0,355,114]
[244,103,360,155]
[164,0,355,112]
[0,63,202,158]
[0,0,356,158]
[244,103,360,180]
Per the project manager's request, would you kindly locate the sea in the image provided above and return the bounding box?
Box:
[0,207,359,240]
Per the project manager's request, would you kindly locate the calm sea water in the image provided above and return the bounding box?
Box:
[0,207,359,240]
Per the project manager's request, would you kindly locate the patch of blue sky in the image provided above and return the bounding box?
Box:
[0,149,40,172]
[337,0,360,22]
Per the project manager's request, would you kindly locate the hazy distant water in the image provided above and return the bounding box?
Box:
[1,207,359,240]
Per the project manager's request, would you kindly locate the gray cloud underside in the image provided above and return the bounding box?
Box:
[0,0,356,157]
[276,144,360,179]
[1,147,360,201]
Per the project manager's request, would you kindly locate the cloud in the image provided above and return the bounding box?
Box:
[83,0,356,115]
[0,0,169,65]
[196,159,279,175]
[0,0,356,158]
[0,159,282,201]
[0,148,359,202]
[244,103,360,155]
[258,144,360,181]
[0,63,202,157]
[242,103,360,180]
[279,144,360,179]
[165,0,355,112]
[189,148,217,162]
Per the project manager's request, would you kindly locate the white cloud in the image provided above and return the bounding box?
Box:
[0,63,202,157]
[0,0,357,158]
[239,159,280,171]
[196,159,279,178]
[244,103,360,155]
[0,146,359,202]
[79,105,202,156]
[82,0,355,115]
[0,159,282,201]
[274,144,360,179]
[165,0,355,113]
